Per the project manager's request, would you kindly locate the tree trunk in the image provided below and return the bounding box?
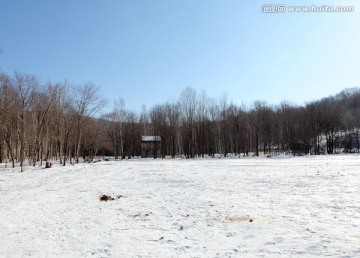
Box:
[255,132,259,156]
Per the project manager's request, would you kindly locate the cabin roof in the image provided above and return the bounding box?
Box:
[141,136,161,142]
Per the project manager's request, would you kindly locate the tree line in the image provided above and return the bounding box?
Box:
[141,87,360,158]
[1,70,360,170]
[0,72,106,171]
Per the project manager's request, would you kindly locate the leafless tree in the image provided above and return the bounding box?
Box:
[13,72,39,171]
[0,73,16,165]
[179,87,198,158]
[72,83,107,163]
[150,104,168,158]
[103,98,127,159]
[165,101,181,158]
[29,83,55,166]
[123,111,140,158]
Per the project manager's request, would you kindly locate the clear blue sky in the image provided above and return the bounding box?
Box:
[1,0,359,113]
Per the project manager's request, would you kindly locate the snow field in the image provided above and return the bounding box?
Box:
[1,155,360,257]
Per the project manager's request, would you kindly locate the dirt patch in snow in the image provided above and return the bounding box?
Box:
[99,194,124,201]
[225,216,254,223]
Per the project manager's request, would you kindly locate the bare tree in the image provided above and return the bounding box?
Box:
[180,87,198,158]
[219,93,229,156]
[13,72,39,171]
[0,73,16,165]
[73,83,107,163]
[208,97,220,155]
[305,101,327,155]
[139,104,151,135]
[164,101,181,158]
[103,98,127,159]
[150,104,168,158]
[195,92,210,157]
[123,111,140,158]
[30,83,55,166]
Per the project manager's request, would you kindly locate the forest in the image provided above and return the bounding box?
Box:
[1,71,360,171]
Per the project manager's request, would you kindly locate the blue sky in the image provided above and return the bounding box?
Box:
[1,0,359,113]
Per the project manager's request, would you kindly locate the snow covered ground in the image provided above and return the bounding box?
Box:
[1,155,360,257]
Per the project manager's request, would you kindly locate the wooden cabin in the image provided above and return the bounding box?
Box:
[141,136,161,158]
